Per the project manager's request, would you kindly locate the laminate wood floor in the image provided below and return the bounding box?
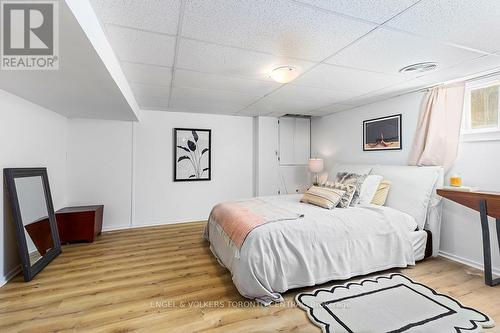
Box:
[1,221,499,332]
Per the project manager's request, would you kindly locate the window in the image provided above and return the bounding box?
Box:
[462,78,500,141]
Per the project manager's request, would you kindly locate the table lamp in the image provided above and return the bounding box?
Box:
[308,158,324,186]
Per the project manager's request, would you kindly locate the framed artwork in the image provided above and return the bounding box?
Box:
[363,114,402,151]
[174,128,211,181]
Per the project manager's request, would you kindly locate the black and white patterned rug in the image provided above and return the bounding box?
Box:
[296,273,495,333]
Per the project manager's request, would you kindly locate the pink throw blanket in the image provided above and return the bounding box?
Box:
[210,199,303,249]
[211,202,263,249]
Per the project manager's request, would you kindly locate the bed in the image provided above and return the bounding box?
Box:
[204,164,444,305]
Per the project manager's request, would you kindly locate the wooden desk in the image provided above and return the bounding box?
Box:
[437,189,500,286]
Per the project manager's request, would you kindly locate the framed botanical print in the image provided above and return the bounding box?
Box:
[363,114,402,151]
[174,128,211,181]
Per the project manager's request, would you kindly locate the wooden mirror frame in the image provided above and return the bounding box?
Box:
[3,168,61,281]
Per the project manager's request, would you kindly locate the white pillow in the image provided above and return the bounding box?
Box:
[358,175,383,205]
[371,165,440,229]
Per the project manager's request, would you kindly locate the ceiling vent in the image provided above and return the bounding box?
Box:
[399,62,438,74]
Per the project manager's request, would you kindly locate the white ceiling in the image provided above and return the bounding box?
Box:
[0,1,138,121]
[90,0,500,117]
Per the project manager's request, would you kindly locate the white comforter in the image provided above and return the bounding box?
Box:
[204,195,418,305]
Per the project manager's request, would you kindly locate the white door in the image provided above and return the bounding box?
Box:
[294,117,310,165]
[257,117,283,196]
[279,117,310,165]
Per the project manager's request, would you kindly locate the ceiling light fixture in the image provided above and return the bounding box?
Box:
[399,62,438,74]
[270,66,299,83]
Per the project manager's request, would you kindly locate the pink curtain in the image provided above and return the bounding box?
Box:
[408,83,465,172]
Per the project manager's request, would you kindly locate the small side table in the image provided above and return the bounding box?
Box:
[56,205,104,243]
[437,189,500,286]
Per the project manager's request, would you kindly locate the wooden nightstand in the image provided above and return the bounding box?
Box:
[437,189,500,286]
[56,205,104,243]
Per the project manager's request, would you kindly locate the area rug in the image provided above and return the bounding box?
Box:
[296,273,495,333]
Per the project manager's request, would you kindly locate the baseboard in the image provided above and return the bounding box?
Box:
[102,219,206,233]
[0,265,21,287]
[439,250,500,277]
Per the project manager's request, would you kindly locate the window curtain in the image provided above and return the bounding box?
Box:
[408,83,465,172]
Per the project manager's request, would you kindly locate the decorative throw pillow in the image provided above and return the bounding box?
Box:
[335,172,367,206]
[371,180,392,206]
[358,175,383,205]
[301,186,346,209]
[325,182,356,208]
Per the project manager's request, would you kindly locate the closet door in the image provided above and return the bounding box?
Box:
[278,117,295,165]
[279,117,310,165]
[257,117,282,196]
[294,117,310,165]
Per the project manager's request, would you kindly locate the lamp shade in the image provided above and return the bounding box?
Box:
[308,158,324,173]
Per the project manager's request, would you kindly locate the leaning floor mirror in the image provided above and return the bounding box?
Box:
[4,168,61,281]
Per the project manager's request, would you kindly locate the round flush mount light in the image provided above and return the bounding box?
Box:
[399,62,438,74]
[269,66,299,83]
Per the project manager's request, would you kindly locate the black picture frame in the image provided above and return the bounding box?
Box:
[363,114,402,151]
[174,128,212,182]
[3,168,62,282]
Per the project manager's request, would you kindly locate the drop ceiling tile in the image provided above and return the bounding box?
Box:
[129,83,170,110]
[171,86,257,105]
[327,28,484,76]
[434,54,500,80]
[341,93,400,109]
[295,0,419,24]
[136,96,169,110]
[267,84,358,109]
[236,107,266,117]
[105,25,176,66]
[182,0,376,62]
[167,107,237,116]
[133,93,170,110]
[314,103,355,115]
[387,0,500,53]
[121,62,172,86]
[326,54,500,108]
[177,38,315,81]
[174,69,280,96]
[169,99,244,115]
[130,83,170,97]
[90,0,180,35]
[240,98,314,116]
[349,54,500,104]
[294,64,407,93]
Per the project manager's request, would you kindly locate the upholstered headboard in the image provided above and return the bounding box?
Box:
[329,163,444,256]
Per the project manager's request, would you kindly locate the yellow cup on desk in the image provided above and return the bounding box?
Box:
[449,174,462,187]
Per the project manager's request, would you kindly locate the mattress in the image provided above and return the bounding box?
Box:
[209,222,428,269]
[205,194,427,305]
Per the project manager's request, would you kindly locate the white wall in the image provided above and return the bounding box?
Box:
[0,89,67,284]
[312,92,424,169]
[312,92,500,274]
[3,83,497,285]
[133,110,254,225]
[442,140,500,273]
[0,98,255,283]
[66,120,133,230]
[66,110,254,230]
